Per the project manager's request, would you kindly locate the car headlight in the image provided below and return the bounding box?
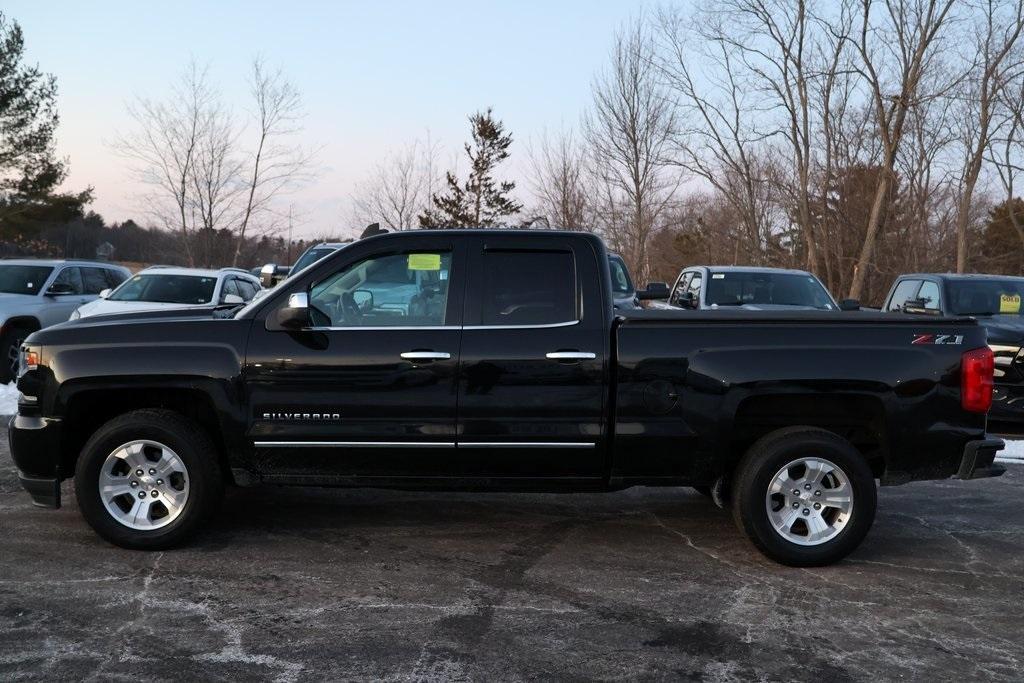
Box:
[69,308,81,321]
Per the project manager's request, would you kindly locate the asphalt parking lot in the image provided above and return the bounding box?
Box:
[1,435,1022,682]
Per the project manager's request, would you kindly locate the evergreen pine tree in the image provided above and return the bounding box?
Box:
[0,12,91,230]
[419,108,522,228]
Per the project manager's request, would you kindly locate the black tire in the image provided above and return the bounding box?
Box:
[0,325,31,384]
[74,409,224,550]
[731,426,876,567]
[692,486,713,498]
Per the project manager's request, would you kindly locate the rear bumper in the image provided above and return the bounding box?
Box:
[8,413,64,508]
[955,438,1006,480]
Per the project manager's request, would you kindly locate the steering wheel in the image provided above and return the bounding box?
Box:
[341,292,362,323]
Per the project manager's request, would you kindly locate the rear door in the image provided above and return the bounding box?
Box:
[455,235,609,479]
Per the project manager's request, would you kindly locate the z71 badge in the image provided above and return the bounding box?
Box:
[911,334,963,345]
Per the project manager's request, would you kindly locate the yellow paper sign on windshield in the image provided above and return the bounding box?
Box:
[408,253,441,271]
[1000,293,1021,313]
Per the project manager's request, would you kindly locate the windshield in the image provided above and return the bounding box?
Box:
[608,256,634,295]
[292,247,337,274]
[109,274,218,304]
[705,271,835,309]
[948,279,1024,316]
[0,265,53,295]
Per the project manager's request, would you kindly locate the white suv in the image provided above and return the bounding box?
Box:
[0,259,131,381]
[71,267,262,321]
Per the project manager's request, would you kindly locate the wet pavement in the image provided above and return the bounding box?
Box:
[1,434,1022,681]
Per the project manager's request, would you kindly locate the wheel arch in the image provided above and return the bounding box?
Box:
[2,316,43,335]
[58,385,235,485]
[730,394,888,479]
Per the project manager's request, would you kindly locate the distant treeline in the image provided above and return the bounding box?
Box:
[0,211,342,270]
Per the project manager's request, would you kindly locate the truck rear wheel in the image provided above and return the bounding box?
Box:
[74,409,223,550]
[731,427,876,566]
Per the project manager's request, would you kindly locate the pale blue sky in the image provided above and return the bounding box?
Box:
[7,0,645,238]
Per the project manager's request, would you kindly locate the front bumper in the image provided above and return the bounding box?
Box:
[8,414,64,508]
[954,438,1006,480]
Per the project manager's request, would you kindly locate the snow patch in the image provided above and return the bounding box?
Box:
[0,382,19,415]
[998,439,1024,463]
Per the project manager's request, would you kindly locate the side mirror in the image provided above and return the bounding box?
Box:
[221,293,244,305]
[838,298,860,311]
[273,292,310,330]
[99,288,112,299]
[46,283,75,296]
[353,289,374,311]
[637,282,670,300]
[260,263,278,288]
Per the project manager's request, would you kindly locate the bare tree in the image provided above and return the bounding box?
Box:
[116,61,214,266]
[950,0,1024,272]
[585,16,677,282]
[989,71,1024,251]
[699,0,822,268]
[846,0,957,300]
[190,102,243,266]
[524,128,591,230]
[655,6,778,265]
[233,58,315,265]
[115,59,313,267]
[351,138,439,230]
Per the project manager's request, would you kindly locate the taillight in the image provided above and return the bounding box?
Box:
[961,347,994,413]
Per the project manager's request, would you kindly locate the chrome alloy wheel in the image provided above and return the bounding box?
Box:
[99,440,190,530]
[765,457,853,546]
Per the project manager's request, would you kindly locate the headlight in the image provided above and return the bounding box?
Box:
[69,308,81,320]
[19,346,39,375]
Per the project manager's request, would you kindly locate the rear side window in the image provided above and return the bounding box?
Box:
[53,267,84,294]
[221,279,240,300]
[918,281,941,311]
[236,279,258,300]
[888,280,921,311]
[104,269,128,288]
[481,250,576,326]
[81,267,110,294]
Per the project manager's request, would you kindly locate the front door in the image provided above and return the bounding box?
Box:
[243,237,465,480]
[455,235,609,480]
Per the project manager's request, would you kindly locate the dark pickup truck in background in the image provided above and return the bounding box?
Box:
[883,272,1024,431]
[10,230,1003,565]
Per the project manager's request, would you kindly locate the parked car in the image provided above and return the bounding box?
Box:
[71,267,261,321]
[0,259,130,382]
[882,273,1024,430]
[10,230,1002,565]
[644,266,857,311]
[259,242,348,288]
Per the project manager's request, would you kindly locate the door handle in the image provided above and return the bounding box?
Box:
[545,351,596,360]
[400,351,451,360]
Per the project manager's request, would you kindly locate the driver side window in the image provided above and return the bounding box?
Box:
[309,251,452,327]
[670,273,692,307]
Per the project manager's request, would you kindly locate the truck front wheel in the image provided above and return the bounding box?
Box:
[731,427,876,566]
[74,409,224,550]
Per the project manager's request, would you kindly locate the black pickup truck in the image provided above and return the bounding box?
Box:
[9,230,1004,565]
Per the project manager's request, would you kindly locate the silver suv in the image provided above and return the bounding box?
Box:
[0,259,131,381]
